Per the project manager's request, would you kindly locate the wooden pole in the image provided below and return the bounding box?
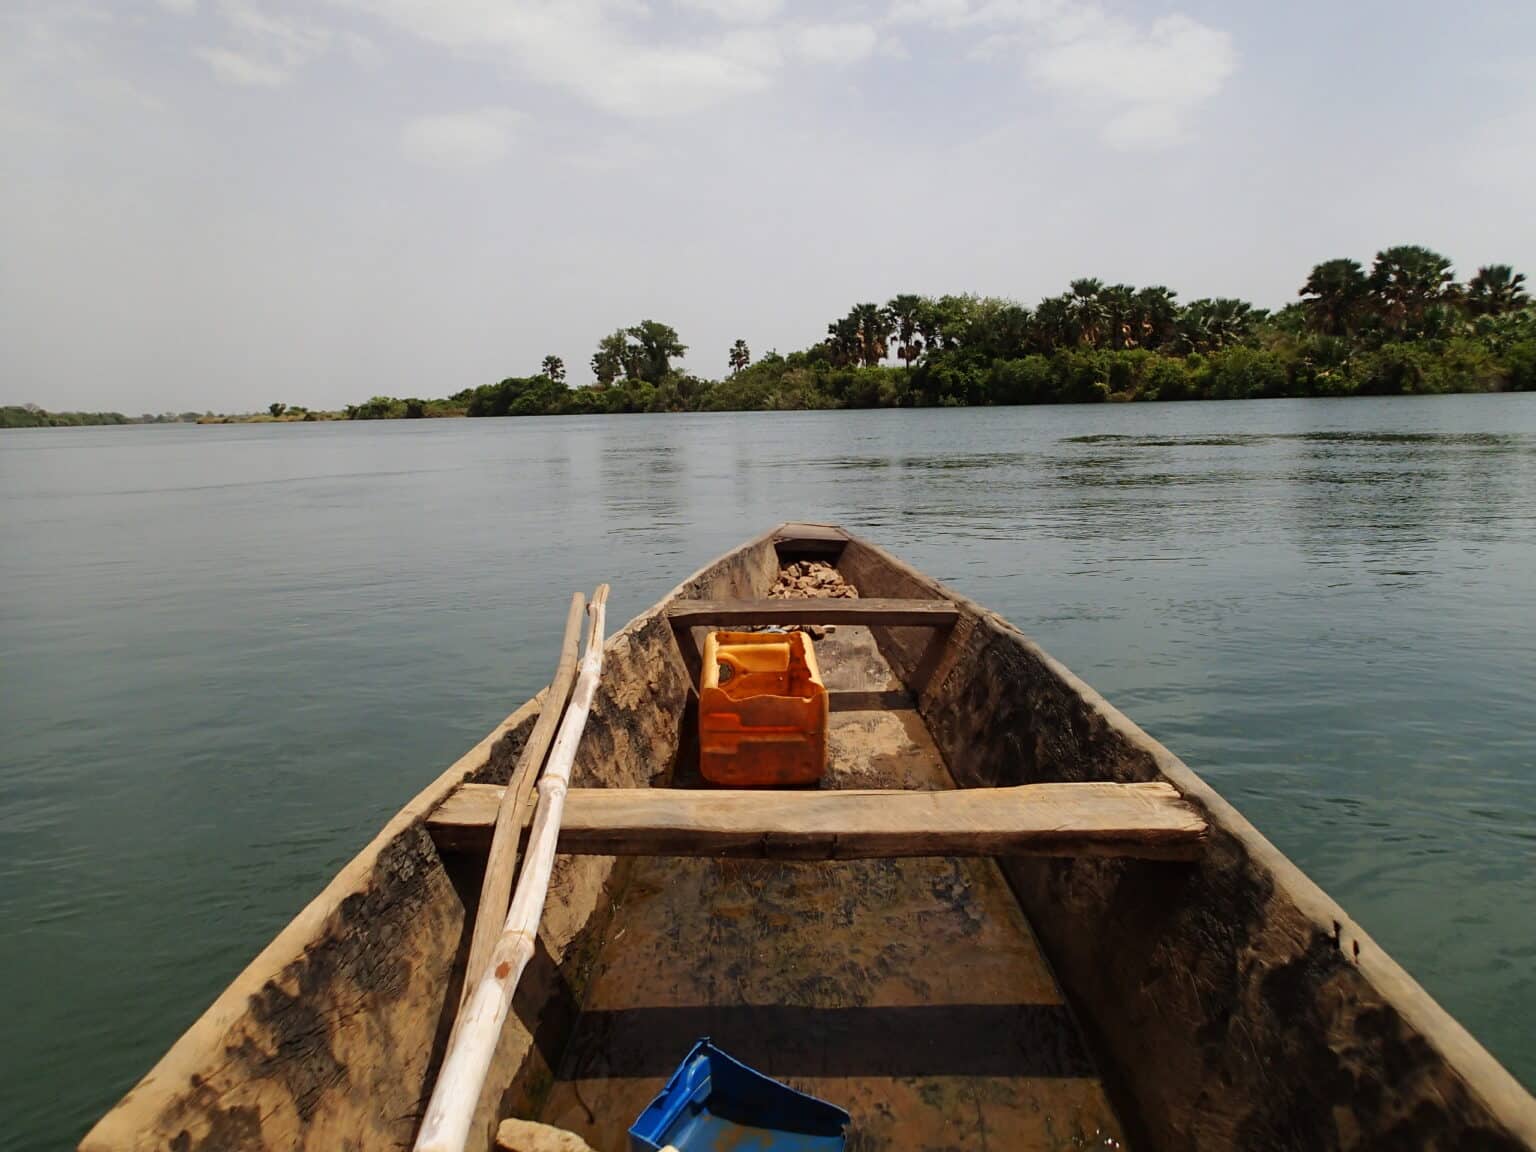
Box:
[415,586,610,1152]
[460,592,586,1008]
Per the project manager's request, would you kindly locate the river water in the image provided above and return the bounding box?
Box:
[2,397,1534,1150]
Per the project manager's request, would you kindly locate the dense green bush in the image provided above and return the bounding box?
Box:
[1201,347,1289,400]
[1,406,133,427]
[1506,341,1536,391]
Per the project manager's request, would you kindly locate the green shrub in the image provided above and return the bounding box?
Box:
[1506,340,1536,391]
[1203,347,1289,400]
[1142,355,1195,401]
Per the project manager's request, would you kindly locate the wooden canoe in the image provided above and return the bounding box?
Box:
[80,524,1536,1152]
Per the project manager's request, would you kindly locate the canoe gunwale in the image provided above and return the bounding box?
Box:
[76,692,547,1152]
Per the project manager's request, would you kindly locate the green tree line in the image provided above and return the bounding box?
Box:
[7,246,1530,428]
[407,245,1535,417]
[0,407,214,428]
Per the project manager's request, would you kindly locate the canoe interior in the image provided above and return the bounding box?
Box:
[533,621,1124,1149]
[79,525,1536,1152]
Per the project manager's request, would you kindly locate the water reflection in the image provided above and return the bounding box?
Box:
[599,426,688,542]
[4,398,1536,1152]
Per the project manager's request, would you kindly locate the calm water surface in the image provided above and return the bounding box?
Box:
[3,398,1534,1150]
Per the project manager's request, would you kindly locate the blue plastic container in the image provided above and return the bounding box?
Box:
[628,1039,848,1152]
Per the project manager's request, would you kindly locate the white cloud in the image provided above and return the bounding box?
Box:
[792,22,878,65]
[2,2,115,68]
[223,1,330,57]
[197,1,333,86]
[964,31,1015,61]
[1031,14,1235,148]
[342,30,385,69]
[183,0,1230,136]
[334,0,779,116]
[885,0,1235,148]
[676,0,784,22]
[887,0,971,26]
[157,0,199,12]
[401,107,520,167]
[197,45,289,85]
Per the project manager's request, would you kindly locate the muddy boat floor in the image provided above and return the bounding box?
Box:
[537,626,1127,1150]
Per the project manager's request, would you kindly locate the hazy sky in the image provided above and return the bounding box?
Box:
[2,0,1533,412]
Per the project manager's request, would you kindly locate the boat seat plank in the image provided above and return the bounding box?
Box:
[773,522,849,542]
[772,523,850,555]
[666,598,958,629]
[428,781,1208,861]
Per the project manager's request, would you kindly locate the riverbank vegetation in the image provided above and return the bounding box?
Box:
[388,246,1536,416]
[0,406,201,428]
[0,405,351,427]
[7,247,1531,427]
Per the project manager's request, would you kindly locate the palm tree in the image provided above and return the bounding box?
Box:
[728,339,751,375]
[1176,298,1262,353]
[888,294,927,368]
[1465,265,1530,316]
[1299,259,1369,336]
[1098,284,1137,349]
[1030,295,1075,353]
[1369,245,1456,335]
[541,355,565,384]
[1131,286,1179,350]
[852,302,893,367]
[1067,278,1107,347]
[824,316,861,367]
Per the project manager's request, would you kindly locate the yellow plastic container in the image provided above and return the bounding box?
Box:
[699,630,828,787]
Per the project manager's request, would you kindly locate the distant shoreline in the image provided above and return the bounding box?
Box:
[8,387,1535,433]
[10,246,1532,428]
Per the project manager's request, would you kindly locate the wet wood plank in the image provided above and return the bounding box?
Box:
[429,781,1208,861]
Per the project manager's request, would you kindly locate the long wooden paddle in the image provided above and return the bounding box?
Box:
[416,585,610,1152]
[460,592,586,1008]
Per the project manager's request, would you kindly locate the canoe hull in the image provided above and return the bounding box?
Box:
[80,525,1536,1152]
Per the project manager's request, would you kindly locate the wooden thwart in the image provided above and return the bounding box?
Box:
[772,522,850,556]
[667,598,958,628]
[429,780,1208,861]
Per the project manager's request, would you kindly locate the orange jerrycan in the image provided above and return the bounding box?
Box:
[699,630,828,786]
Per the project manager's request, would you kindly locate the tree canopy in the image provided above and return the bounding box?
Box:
[334,250,1536,417]
[16,246,1530,429]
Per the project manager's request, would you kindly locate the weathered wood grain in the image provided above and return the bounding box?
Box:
[428,780,1209,861]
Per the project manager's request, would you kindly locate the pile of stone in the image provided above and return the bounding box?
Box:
[766,562,857,638]
[770,560,859,600]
